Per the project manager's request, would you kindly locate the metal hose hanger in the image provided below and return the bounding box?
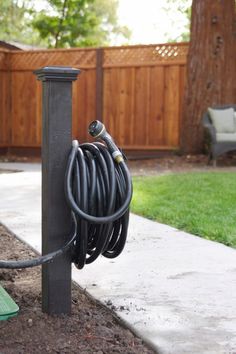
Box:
[0,121,132,269]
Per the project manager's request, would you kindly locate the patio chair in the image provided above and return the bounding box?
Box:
[202,104,236,166]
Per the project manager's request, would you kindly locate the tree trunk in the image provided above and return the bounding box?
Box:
[181,0,236,153]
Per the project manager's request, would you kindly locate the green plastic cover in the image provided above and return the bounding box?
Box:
[0,285,19,321]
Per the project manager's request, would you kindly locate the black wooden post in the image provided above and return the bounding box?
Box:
[34,66,80,315]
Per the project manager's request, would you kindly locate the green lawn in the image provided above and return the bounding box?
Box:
[131,172,236,248]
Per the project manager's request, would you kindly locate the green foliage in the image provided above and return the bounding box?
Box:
[0,0,37,45]
[32,0,130,47]
[0,0,130,48]
[131,172,236,248]
[0,0,191,48]
[163,0,191,42]
[33,0,97,47]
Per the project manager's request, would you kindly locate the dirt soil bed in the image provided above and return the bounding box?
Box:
[127,153,236,176]
[0,225,155,354]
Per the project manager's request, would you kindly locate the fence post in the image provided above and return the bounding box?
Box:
[34,66,80,315]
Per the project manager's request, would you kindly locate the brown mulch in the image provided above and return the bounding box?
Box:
[127,153,236,176]
[0,225,155,354]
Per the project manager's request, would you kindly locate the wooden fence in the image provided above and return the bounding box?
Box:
[0,43,188,155]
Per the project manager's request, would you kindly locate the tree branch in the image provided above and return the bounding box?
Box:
[55,0,68,48]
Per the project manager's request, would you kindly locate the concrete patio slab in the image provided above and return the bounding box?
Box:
[0,162,236,354]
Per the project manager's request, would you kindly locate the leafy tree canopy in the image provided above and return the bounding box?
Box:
[0,0,130,48]
[33,0,100,48]
[0,0,37,45]
[0,0,192,48]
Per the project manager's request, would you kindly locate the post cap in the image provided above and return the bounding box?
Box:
[34,66,80,82]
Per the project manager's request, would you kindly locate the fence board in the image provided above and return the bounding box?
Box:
[120,67,135,145]
[134,67,150,146]
[148,66,165,146]
[11,71,37,146]
[0,71,11,145]
[178,64,187,133]
[164,65,181,147]
[103,68,119,137]
[72,69,96,143]
[0,43,188,154]
[0,51,11,146]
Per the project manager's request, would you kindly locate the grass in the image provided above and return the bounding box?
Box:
[131,172,236,248]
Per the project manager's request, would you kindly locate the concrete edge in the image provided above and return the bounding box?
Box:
[72,280,160,354]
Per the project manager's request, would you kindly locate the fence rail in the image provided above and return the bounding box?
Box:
[0,43,188,154]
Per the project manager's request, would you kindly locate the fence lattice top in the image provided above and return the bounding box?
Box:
[103,43,188,67]
[0,42,188,71]
[10,48,97,71]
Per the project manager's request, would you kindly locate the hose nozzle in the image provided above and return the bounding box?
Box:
[88,120,106,139]
[88,120,124,163]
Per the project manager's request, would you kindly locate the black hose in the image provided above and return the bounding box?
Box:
[0,122,132,269]
[65,139,132,269]
[0,213,77,269]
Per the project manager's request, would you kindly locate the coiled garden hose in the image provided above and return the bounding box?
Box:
[0,121,132,269]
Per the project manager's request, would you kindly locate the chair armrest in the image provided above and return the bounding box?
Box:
[203,123,217,143]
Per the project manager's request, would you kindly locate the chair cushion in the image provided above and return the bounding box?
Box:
[216,133,236,142]
[208,107,235,133]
